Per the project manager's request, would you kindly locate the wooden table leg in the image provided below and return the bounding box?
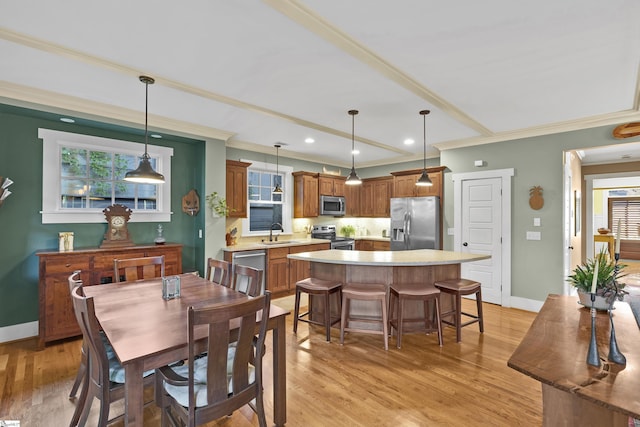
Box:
[124,360,144,427]
[273,316,287,426]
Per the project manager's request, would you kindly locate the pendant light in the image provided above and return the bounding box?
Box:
[345,109,362,186]
[416,109,433,187]
[124,76,165,184]
[272,144,283,194]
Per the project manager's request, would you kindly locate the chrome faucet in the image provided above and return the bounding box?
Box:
[269,222,284,242]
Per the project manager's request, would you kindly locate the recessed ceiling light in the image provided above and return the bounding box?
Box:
[60,117,75,123]
[352,149,360,155]
[150,134,162,139]
[305,137,315,144]
[404,138,415,145]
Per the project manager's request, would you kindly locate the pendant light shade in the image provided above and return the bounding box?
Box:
[415,109,433,187]
[124,76,165,184]
[345,109,362,186]
[273,144,283,194]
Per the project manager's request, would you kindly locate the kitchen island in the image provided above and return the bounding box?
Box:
[287,249,490,330]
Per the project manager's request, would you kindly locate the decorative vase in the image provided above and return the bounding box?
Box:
[577,290,612,311]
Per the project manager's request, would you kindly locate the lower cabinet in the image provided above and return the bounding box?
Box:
[266,243,330,296]
[356,239,390,251]
[37,243,183,348]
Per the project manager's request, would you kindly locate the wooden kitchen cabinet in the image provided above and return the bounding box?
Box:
[360,176,393,217]
[36,243,183,348]
[344,183,360,216]
[293,171,319,218]
[318,174,346,197]
[392,166,445,198]
[356,239,390,251]
[226,160,252,218]
[265,242,330,296]
[267,247,290,295]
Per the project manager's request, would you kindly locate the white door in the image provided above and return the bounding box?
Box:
[460,178,502,305]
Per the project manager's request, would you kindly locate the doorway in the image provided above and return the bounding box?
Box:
[452,168,513,307]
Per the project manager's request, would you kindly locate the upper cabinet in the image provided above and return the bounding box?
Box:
[318,174,346,197]
[293,171,319,218]
[345,183,360,217]
[361,177,393,218]
[391,166,445,199]
[226,160,252,218]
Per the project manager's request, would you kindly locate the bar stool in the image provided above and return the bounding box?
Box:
[388,282,443,348]
[434,278,484,343]
[293,278,342,342]
[340,283,388,350]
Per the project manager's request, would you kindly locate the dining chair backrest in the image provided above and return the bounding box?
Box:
[113,255,165,283]
[68,270,83,294]
[232,264,264,297]
[205,258,231,287]
[67,270,86,411]
[156,291,271,426]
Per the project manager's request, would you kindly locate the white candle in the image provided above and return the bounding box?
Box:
[591,259,599,294]
[615,219,621,255]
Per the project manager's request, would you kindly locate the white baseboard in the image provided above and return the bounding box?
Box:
[0,321,38,344]
[508,296,544,313]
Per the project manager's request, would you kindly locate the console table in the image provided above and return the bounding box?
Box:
[36,243,182,348]
[508,294,640,426]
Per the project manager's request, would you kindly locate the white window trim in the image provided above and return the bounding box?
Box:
[39,128,173,224]
[241,159,293,237]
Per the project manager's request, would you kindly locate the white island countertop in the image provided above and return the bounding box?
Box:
[287,249,489,267]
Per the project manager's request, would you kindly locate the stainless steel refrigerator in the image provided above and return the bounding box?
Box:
[390,196,440,251]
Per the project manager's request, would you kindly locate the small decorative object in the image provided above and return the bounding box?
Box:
[58,232,74,252]
[162,275,181,300]
[181,189,200,216]
[100,204,134,248]
[206,192,231,218]
[606,251,626,365]
[586,291,600,367]
[567,248,627,310]
[154,224,166,245]
[597,227,610,235]
[322,166,342,176]
[340,225,355,238]
[0,176,13,207]
[529,186,544,210]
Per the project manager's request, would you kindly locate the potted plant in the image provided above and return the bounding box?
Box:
[340,224,355,238]
[205,192,231,217]
[566,248,627,310]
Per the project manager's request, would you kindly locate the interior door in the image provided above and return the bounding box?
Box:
[460,178,502,305]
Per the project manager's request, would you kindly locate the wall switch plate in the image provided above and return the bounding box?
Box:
[533,218,541,226]
[526,231,541,240]
[447,228,455,236]
[198,229,203,238]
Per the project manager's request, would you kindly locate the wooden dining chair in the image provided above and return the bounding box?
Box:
[231,264,264,297]
[205,258,231,287]
[155,292,271,427]
[67,271,86,403]
[69,286,155,427]
[113,255,165,283]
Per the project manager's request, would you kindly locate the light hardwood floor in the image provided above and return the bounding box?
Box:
[0,298,542,426]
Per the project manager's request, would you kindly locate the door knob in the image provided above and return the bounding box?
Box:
[568,246,574,250]
[463,242,468,247]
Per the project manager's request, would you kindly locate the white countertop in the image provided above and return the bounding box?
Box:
[222,238,330,253]
[287,249,490,266]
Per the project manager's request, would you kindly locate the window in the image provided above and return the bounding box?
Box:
[39,128,173,223]
[609,196,640,239]
[241,160,292,236]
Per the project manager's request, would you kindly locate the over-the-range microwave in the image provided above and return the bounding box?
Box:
[320,195,346,216]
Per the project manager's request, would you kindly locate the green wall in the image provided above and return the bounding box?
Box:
[0,107,206,329]
[441,125,639,302]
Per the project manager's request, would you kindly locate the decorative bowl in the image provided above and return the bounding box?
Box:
[597,228,611,235]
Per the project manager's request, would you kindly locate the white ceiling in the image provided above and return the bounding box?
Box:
[1,0,640,167]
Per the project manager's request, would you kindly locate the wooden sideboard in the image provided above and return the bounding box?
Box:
[36,243,182,348]
[508,294,640,425]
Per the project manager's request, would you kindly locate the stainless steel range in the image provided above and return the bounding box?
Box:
[311,225,355,250]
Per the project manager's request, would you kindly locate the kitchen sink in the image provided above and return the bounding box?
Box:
[261,240,300,246]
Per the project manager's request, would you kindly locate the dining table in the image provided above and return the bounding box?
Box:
[83,272,289,427]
